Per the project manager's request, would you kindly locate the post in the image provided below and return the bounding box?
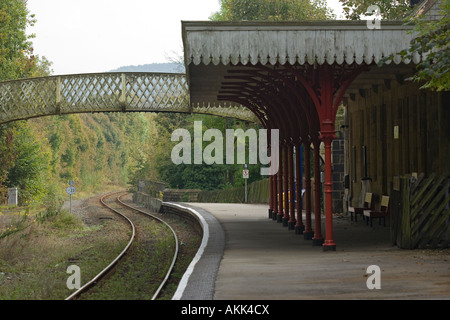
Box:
[66,181,76,214]
[243,164,249,203]
[312,140,324,246]
[321,124,337,251]
[283,143,289,227]
[245,178,248,203]
[295,141,304,234]
[120,73,127,111]
[273,155,279,221]
[288,143,296,230]
[269,173,274,218]
[400,176,412,249]
[277,143,284,223]
[303,141,313,240]
[56,76,61,115]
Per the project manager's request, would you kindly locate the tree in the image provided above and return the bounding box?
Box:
[401,1,450,91]
[0,124,16,200]
[338,0,411,20]
[0,0,53,203]
[374,1,450,92]
[6,122,51,204]
[0,0,52,80]
[210,0,334,21]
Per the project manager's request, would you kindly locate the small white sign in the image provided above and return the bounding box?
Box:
[66,186,76,195]
[243,169,249,179]
[394,125,399,139]
[8,188,18,206]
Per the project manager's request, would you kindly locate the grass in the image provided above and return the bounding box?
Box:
[79,215,176,300]
[0,192,203,300]
[0,204,130,300]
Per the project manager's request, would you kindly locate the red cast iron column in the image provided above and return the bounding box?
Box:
[268,134,275,219]
[272,155,278,221]
[282,143,289,227]
[288,142,296,230]
[312,139,324,246]
[277,142,284,223]
[318,64,338,251]
[295,140,305,234]
[269,173,274,219]
[321,122,337,251]
[303,140,313,240]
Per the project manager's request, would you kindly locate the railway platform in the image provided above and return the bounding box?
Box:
[174,203,449,300]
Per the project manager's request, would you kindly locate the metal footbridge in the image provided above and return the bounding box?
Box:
[0,72,258,124]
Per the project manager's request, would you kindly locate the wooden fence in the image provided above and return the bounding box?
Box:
[391,173,449,249]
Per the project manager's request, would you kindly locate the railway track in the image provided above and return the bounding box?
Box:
[65,191,179,300]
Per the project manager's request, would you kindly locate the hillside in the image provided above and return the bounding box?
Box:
[1,60,260,207]
[109,62,184,73]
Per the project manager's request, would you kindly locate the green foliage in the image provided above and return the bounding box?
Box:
[0,0,53,204]
[406,1,449,91]
[210,0,334,21]
[0,124,16,198]
[378,1,450,92]
[3,121,51,205]
[150,113,266,191]
[338,0,411,20]
[199,178,270,203]
[0,208,30,240]
[0,0,52,80]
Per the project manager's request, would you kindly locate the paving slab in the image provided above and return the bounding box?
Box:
[182,203,449,300]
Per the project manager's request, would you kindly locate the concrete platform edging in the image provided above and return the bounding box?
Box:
[163,202,224,300]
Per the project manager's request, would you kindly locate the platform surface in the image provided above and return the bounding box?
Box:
[179,203,449,300]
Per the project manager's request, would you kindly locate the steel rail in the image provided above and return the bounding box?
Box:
[64,191,179,300]
[116,194,179,300]
[65,191,136,300]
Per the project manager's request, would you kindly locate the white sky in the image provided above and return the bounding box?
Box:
[27,0,346,75]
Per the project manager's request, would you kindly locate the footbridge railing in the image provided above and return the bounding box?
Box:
[0,72,258,124]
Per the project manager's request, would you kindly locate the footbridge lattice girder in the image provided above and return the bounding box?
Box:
[0,72,259,124]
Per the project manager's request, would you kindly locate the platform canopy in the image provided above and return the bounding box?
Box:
[182,20,422,251]
[182,20,421,128]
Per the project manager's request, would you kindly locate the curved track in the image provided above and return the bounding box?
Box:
[65,191,179,300]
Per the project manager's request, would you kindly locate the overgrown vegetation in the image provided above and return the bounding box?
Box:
[0,203,129,299]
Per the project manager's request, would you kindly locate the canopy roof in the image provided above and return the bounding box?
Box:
[182,21,420,119]
[182,20,420,67]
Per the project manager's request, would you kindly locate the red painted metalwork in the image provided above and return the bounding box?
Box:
[277,143,284,223]
[303,141,313,240]
[215,63,369,251]
[273,154,278,220]
[287,63,368,251]
[283,143,289,226]
[288,142,296,230]
[294,140,304,234]
[321,128,336,250]
[269,166,274,218]
[312,139,324,246]
[222,73,297,139]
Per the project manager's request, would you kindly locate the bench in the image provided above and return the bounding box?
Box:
[349,192,374,222]
[364,195,390,227]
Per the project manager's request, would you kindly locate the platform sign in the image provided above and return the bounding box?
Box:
[66,186,76,195]
[66,184,76,214]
